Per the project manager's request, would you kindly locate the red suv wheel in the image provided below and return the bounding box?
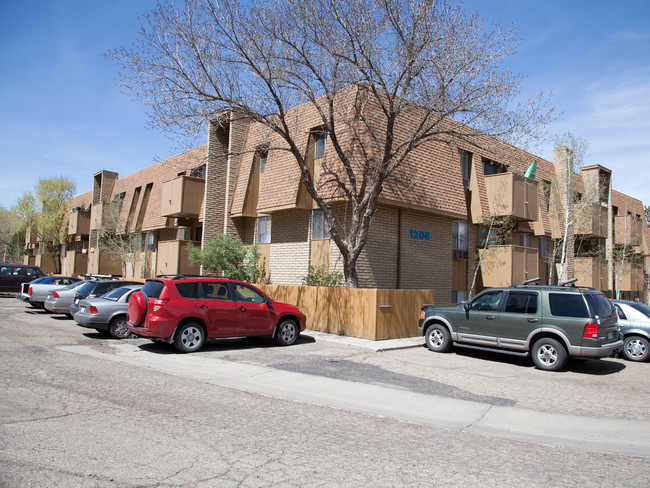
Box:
[128,291,147,325]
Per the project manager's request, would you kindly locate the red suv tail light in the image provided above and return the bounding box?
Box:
[152,299,169,312]
[583,322,598,339]
[28,286,33,296]
[51,291,60,299]
[89,305,98,314]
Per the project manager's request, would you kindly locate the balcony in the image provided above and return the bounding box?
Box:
[68,210,90,236]
[484,173,538,221]
[574,203,608,238]
[161,176,205,218]
[63,250,88,276]
[156,240,201,276]
[615,215,641,246]
[617,262,644,293]
[575,257,608,291]
[87,250,122,276]
[479,245,539,287]
[90,202,107,231]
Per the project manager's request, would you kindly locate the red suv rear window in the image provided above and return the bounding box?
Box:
[141,281,165,298]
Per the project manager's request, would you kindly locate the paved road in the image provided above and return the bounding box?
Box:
[1,296,648,487]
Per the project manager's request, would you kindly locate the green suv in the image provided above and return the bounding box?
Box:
[418,281,623,371]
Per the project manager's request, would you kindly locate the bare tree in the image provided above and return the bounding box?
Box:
[547,133,600,284]
[109,0,552,287]
[98,195,142,277]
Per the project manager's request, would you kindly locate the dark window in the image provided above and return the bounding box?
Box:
[458,150,471,188]
[482,159,504,176]
[548,293,589,318]
[585,293,614,318]
[103,287,131,301]
[505,292,538,314]
[76,282,96,296]
[614,304,627,320]
[314,131,327,159]
[259,152,268,173]
[141,281,165,299]
[311,209,330,240]
[175,282,200,299]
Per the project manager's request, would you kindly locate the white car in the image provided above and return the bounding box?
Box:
[612,300,650,362]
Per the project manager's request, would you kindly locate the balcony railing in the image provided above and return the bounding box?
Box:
[615,215,641,246]
[479,245,539,287]
[68,210,91,236]
[484,173,538,221]
[575,257,608,291]
[617,262,644,292]
[161,176,205,218]
[63,250,88,276]
[574,203,608,238]
[156,240,201,276]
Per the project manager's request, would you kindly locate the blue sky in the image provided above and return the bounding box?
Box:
[1,0,649,210]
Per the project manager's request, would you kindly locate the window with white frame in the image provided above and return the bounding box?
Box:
[256,216,271,244]
[452,221,467,251]
[311,209,330,240]
[145,232,155,251]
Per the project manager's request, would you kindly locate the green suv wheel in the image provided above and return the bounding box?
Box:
[425,324,451,353]
[531,338,567,371]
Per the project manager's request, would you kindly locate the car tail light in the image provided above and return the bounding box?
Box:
[152,299,169,312]
[89,305,98,314]
[51,291,60,299]
[28,286,33,296]
[583,322,598,339]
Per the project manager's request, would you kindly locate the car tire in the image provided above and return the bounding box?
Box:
[531,338,567,371]
[622,335,649,362]
[174,322,206,353]
[425,324,452,352]
[108,316,130,340]
[274,319,299,346]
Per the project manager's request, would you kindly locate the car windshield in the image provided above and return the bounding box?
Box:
[30,277,47,285]
[102,287,132,301]
[630,302,650,319]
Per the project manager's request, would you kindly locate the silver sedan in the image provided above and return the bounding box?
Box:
[43,280,87,316]
[612,300,650,362]
[74,285,142,339]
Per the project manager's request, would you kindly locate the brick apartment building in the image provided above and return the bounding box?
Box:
[24,90,650,304]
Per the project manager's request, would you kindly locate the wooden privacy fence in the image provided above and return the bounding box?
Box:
[258,285,435,341]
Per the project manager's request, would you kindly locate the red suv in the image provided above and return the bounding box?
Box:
[127,276,306,353]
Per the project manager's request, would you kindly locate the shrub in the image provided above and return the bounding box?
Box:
[301,265,344,287]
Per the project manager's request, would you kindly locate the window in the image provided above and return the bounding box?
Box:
[548,293,588,318]
[482,159,504,176]
[257,216,271,244]
[613,304,627,321]
[201,282,230,300]
[538,237,547,260]
[519,233,531,248]
[458,150,471,188]
[259,152,268,173]
[452,222,467,251]
[311,209,330,240]
[504,292,538,314]
[194,226,203,243]
[176,282,200,299]
[145,232,155,251]
[234,283,267,303]
[314,130,328,159]
[451,290,466,304]
[470,291,503,312]
[478,226,498,247]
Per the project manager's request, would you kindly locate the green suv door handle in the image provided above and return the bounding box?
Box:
[527,318,539,323]
[486,315,496,320]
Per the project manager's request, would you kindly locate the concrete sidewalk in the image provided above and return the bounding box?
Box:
[60,342,650,458]
[305,329,425,351]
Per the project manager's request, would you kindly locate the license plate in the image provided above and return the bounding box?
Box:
[80,306,86,313]
[607,331,615,340]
